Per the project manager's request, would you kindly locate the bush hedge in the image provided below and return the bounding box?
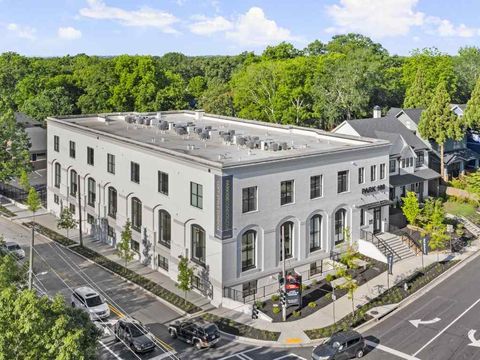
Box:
[305,260,458,339]
[202,313,280,341]
[24,222,201,314]
[0,205,16,218]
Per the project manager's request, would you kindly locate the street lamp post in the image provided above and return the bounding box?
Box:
[281,225,286,322]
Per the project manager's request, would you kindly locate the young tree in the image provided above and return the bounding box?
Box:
[401,191,420,228]
[176,255,194,305]
[57,208,78,239]
[19,169,30,192]
[403,70,431,108]
[464,75,480,130]
[117,219,135,267]
[27,187,41,216]
[418,81,465,181]
[424,200,449,259]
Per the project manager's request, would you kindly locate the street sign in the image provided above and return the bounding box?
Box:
[422,237,429,255]
[332,293,336,301]
[387,254,394,275]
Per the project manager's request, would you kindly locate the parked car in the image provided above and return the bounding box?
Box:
[168,319,220,349]
[312,330,365,359]
[2,241,25,260]
[114,318,156,353]
[70,286,110,321]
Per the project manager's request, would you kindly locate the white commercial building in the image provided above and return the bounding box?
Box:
[47,111,390,305]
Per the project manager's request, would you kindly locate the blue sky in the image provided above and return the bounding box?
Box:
[1,0,479,56]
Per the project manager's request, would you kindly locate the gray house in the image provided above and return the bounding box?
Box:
[15,112,47,170]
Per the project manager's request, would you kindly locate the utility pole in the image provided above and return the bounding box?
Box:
[28,225,34,290]
[77,173,83,247]
[281,225,286,322]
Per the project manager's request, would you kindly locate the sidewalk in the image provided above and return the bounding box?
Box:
[209,241,480,345]
[10,209,214,312]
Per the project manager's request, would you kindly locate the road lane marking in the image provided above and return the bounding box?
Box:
[238,353,254,360]
[413,297,480,356]
[409,317,441,328]
[218,347,262,360]
[149,351,177,359]
[468,329,480,347]
[274,354,306,360]
[98,340,124,360]
[365,340,420,360]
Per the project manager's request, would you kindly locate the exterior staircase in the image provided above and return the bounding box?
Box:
[376,232,418,261]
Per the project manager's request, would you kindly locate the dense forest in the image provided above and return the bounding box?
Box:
[1,33,480,130]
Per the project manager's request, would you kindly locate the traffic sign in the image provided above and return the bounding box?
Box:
[387,254,394,275]
[422,237,429,255]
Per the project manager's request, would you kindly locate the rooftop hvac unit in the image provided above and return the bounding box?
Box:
[246,140,255,149]
[280,142,288,150]
[187,126,195,133]
[137,117,145,125]
[144,118,151,126]
[222,134,231,143]
[205,125,212,130]
[159,121,169,130]
[195,127,203,134]
[199,132,209,140]
[237,136,246,146]
[168,122,175,130]
[271,143,279,151]
[156,112,162,120]
[260,140,268,150]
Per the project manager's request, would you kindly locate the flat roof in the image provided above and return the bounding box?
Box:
[47,111,389,168]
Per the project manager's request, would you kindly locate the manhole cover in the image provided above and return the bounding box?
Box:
[370,310,379,315]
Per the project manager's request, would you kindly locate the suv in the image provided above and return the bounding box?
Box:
[2,241,25,260]
[114,318,155,353]
[70,286,110,321]
[168,319,220,349]
[312,330,365,359]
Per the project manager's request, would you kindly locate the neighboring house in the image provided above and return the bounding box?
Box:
[47,110,390,305]
[392,106,480,180]
[333,107,441,206]
[15,112,47,170]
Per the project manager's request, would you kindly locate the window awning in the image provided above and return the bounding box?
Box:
[390,168,441,187]
[358,199,392,210]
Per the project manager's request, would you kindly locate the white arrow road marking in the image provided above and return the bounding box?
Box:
[468,329,480,347]
[409,317,441,328]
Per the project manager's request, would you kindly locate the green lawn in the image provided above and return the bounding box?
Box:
[444,200,480,224]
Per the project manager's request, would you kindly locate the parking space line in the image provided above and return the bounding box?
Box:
[217,347,262,360]
[98,340,124,360]
[365,340,420,360]
[274,354,306,360]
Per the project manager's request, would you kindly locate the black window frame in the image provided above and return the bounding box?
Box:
[158,210,171,248]
[107,153,115,174]
[242,280,257,298]
[390,159,396,173]
[70,169,77,196]
[334,209,346,244]
[380,163,386,180]
[190,182,203,209]
[360,208,365,226]
[87,178,96,207]
[358,167,365,184]
[370,165,377,181]
[158,171,169,195]
[131,197,142,232]
[280,221,294,260]
[87,213,95,225]
[87,147,94,166]
[241,230,256,272]
[54,162,61,188]
[108,187,117,219]
[337,170,349,194]
[310,175,323,199]
[309,260,323,276]
[69,141,76,158]
[54,194,59,204]
[242,186,257,213]
[53,135,59,152]
[130,239,140,253]
[191,224,206,266]
[130,161,140,184]
[157,254,169,271]
[309,215,322,252]
[280,180,294,205]
[416,152,424,167]
[69,203,75,214]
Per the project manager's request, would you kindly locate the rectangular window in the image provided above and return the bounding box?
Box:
[389,159,396,173]
[130,162,140,183]
[69,141,76,158]
[309,261,323,277]
[380,163,386,180]
[158,171,169,195]
[87,178,96,207]
[370,165,377,181]
[53,135,59,152]
[360,208,365,226]
[158,210,171,248]
[358,167,365,184]
[191,225,206,265]
[108,187,117,218]
[242,280,257,298]
[131,197,142,232]
[107,154,115,174]
[87,214,95,225]
[410,157,414,167]
[416,153,424,167]
[107,225,116,240]
[87,147,94,166]
[280,180,294,205]
[337,170,349,193]
[157,254,169,271]
[242,186,257,213]
[54,194,59,204]
[130,239,140,253]
[402,159,406,168]
[69,203,75,214]
[190,182,203,209]
[54,163,61,188]
[310,175,323,199]
[70,170,77,196]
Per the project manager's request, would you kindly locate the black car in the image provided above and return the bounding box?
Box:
[114,318,156,353]
[168,319,220,349]
[312,330,365,360]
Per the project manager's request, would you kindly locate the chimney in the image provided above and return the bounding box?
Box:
[373,105,382,119]
[195,109,205,121]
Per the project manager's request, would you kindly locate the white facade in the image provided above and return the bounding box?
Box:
[47,111,390,305]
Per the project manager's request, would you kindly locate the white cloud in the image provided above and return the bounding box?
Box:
[58,26,82,40]
[6,23,36,40]
[326,0,424,38]
[189,15,233,35]
[79,0,179,33]
[426,17,477,38]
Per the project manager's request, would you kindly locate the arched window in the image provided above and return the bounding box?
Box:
[309,215,322,252]
[191,225,206,266]
[158,210,171,248]
[87,178,96,207]
[131,197,142,232]
[334,209,347,244]
[70,169,77,196]
[241,230,256,271]
[54,163,61,188]
[108,187,117,218]
[280,221,294,261]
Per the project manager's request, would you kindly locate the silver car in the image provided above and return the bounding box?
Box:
[2,241,25,260]
[71,286,110,321]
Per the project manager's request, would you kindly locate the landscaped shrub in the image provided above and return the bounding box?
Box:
[292,310,301,317]
[308,301,317,308]
[271,294,279,302]
[301,284,309,291]
[23,222,76,246]
[0,205,16,218]
[272,306,281,314]
[255,300,264,309]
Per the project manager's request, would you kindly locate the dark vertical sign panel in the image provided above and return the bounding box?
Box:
[215,175,233,239]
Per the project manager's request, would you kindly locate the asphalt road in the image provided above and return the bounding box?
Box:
[362,252,480,360]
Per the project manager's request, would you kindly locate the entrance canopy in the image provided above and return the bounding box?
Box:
[389,168,440,187]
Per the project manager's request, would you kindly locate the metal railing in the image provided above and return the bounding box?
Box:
[389,224,423,255]
[360,229,402,261]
